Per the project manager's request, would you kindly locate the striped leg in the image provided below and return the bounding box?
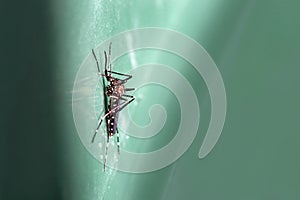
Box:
[116,128,120,154]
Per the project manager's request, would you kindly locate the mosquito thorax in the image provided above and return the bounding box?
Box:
[115,85,125,96]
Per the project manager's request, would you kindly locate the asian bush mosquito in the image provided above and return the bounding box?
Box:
[91,42,135,171]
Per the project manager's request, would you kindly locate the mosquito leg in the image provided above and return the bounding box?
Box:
[113,97,135,156]
[92,96,134,143]
[116,128,120,154]
[91,118,103,143]
[108,70,131,77]
[125,88,135,91]
[108,42,112,73]
[107,70,132,82]
[103,50,109,79]
[104,136,109,172]
[122,94,134,98]
[92,97,122,142]
[115,97,135,113]
[105,96,135,118]
[91,111,113,143]
[92,49,101,74]
[92,49,109,79]
[109,42,112,57]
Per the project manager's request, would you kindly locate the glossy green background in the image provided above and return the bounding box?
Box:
[1,0,300,199]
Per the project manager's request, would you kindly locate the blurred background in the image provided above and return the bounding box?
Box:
[1,0,300,199]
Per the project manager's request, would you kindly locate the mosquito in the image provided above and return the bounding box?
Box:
[91,42,135,171]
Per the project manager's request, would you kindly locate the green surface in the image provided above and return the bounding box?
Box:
[1,0,300,199]
[57,0,300,199]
